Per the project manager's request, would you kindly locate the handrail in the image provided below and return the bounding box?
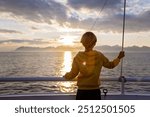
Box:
[0,77,150,96]
[0,77,149,82]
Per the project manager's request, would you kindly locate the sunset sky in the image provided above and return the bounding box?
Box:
[0,0,150,51]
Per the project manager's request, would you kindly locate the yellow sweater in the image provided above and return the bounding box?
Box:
[64,50,120,89]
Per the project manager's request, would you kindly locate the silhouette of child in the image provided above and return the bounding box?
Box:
[63,32,125,100]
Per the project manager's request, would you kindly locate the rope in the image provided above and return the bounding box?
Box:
[90,0,109,31]
[120,0,126,77]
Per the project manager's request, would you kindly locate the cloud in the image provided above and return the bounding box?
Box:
[67,0,122,10]
[112,10,149,32]
[31,26,38,30]
[67,0,150,33]
[0,0,149,33]
[68,10,150,33]
[0,39,33,44]
[0,0,67,24]
[0,39,52,45]
[100,10,150,32]
[0,29,22,34]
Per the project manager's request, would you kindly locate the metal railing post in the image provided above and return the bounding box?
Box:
[119,76,126,95]
[121,79,125,95]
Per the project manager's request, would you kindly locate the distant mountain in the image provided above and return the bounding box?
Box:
[15,45,150,52]
[15,46,43,51]
[96,45,150,52]
[15,46,82,52]
[125,46,150,52]
[95,45,121,52]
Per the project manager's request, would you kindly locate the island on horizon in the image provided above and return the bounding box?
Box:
[14,45,150,52]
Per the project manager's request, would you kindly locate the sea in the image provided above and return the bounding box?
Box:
[0,51,150,95]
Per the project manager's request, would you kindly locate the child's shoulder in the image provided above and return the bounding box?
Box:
[93,50,106,58]
[93,50,104,55]
[76,50,104,56]
[75,51,84,57]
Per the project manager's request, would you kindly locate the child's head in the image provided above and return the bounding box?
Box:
[81,32,97,50]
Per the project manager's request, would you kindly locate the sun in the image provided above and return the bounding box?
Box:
[60,36,74,45]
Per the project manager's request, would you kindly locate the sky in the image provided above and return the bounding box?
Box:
[0,0,150,51]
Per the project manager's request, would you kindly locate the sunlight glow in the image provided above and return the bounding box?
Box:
[60,36,74,45]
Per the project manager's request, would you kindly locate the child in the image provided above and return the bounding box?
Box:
[63,32,125,100]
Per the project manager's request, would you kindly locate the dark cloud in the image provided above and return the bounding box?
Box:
[125,10,150,32]
[95,10,150,32]
[67,0,122,11]
[31,26,38,30]
[0,0,67,24]
[68,10,150,33]
[0,0,149,33]
[67,0,150,32]
[0,29,22,34]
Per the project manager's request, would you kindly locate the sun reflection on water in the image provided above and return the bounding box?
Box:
[61,51,72,75]
[59,51,76,93]
[58,82,76,93]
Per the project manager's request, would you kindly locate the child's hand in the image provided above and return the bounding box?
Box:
[117,51,125,59]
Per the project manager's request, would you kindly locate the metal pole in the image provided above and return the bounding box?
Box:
[120,0,126,95]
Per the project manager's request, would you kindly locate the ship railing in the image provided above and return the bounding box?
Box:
[0,77,150,95]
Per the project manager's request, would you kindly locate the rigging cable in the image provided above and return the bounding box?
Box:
[120,0,126,77]
[90,0,109,31]
[89,0,126,78]
[88,0,127,95]
[119,0,127,95]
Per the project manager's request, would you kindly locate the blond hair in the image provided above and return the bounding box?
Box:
[81,32,97,49]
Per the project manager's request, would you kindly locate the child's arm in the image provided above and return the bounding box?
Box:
[102,51,125,69]
[63,58,79,80]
